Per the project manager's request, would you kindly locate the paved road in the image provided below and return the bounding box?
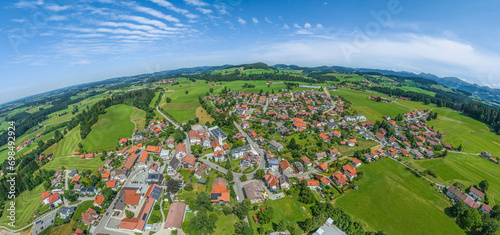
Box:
[233,121,266,171]
[31,209,56,235]
[156,105,180,129]
[91,168,143,235]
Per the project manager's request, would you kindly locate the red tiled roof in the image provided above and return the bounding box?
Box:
[106,180,118,188]
[94,195,105,206]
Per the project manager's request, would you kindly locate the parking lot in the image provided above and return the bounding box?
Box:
[32,210,56,235]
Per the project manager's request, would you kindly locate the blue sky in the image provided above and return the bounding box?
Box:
[1,0,500,104]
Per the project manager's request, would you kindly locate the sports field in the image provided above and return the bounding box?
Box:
[334,159,464,235]
[414,153,500,205]
[427,108,500,154]
[81,104,137,152]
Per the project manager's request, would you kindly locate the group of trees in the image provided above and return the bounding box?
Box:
[451,201,498,233]
[301,202,384,234]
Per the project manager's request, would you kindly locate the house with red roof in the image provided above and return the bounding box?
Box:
[181,154,196,168]
[71,175,81,183]
[106,179,119,191]
[123,154,138,170]
[279,159,293,175]
[102,172,110,181]
[317,163,328,172]
[81,208,99,225]
[174,143,187,158]
[93,195,105,207]
[347,139,357,147]
[210,178,230,203]
[138,151,149,167]
[264,174,279,192]
[351,158,362,167]
[148,162,159,173]
[48,193,62,207]
[119,138,128,146]
[332,171,348,187]
[146,146,162,154]
[301,156,313,169]
[299,178,320,190]
[42,191,51,205]
[342,164,358,180]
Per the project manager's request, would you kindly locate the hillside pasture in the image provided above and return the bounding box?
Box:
[81,104,136,152]
[427,108,500,154]
[334,159,464,235]
[414,153,500,205]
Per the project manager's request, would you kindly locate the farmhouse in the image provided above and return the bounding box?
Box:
[446,185,480,208]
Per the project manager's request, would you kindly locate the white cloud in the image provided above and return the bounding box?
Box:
[149,0,198,19]
[45,4,71,11]
[121,15,177,31]
[214,5,228,15]
[283,24,289,29]
[48,15,67,21]
[316,24,323,29]
[98,21,175,35]
[250,34,500,85]
[252,17,259,24]
[11,19,25,23]
[304,23,311,28]
[295,29,313,35]
[13,0,43,9]
[293,23,301,29]
[237,17,246,25]
[264,17,272,23]
[126,2,180,22]
[184,0,208,7]
[196,7,212,14]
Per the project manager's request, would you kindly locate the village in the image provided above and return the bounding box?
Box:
[32,85,498,235]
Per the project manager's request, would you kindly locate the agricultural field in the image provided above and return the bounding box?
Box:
[332,88,433,121]
[41,156,105,173]
[81,104,138,152]
[334,159,464,235]
[160,79,210,123]
[414,153,500,205]
[427,108,500,154]
[196,106,214,125]
[0,184,46,229]
[48,126,81,158]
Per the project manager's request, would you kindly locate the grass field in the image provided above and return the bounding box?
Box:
[332,88,434,121]
[131,107,146,129]
[248,195,311,233]
[414,153,500,205]
[41,157,104,173]
[50,126,81,158]
[196,106,214,125]
[427,108,500,154]
[0,184,46,228]
[72,200,94,221]
[334,159,464,235]
[46,220,76,235]
[81,104,136,152]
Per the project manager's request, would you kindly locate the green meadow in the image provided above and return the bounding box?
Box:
[414,153,500,205]
[427,108,500,154]
[335,159,464,235]
[81,104,137,152]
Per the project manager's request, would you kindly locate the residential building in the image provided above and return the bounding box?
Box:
[164,203,186,230]
[243,182,265,203]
